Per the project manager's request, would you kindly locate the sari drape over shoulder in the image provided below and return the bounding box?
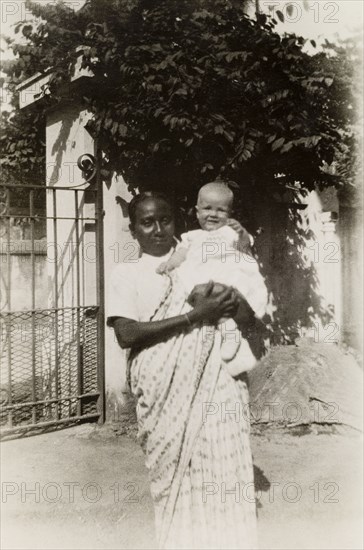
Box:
[128,274,258,550]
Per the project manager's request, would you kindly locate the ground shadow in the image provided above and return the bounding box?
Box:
[253,464,271,515]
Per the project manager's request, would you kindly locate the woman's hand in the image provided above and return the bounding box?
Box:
[188,281,238,325]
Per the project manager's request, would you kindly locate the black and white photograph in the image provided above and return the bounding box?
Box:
[0,1,363,549]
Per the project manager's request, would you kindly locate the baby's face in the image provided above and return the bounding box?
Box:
[196,189,232,231]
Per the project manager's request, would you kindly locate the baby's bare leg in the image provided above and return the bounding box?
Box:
[219,317,241,360]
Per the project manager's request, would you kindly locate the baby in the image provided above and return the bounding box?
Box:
[157,182,267,376]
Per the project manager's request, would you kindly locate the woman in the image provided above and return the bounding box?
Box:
[107,191,265,550]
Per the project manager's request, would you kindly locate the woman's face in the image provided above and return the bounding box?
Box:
[131,198,175,257]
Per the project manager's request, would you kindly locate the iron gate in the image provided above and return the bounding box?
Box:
[0,156,105,436]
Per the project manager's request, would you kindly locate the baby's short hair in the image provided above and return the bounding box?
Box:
[197,181,235,208]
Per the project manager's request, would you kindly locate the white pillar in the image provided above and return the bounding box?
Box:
[103,175,136,420]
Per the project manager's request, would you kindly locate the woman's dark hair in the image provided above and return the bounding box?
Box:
[128,191,175,227]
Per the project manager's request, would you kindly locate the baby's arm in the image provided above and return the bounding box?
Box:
[227,218,254,256]
[156,246,188,274]
[236,237,253,256]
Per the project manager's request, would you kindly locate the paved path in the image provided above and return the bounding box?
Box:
[1,423,362,549]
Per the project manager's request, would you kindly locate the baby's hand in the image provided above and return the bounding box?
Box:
[227,218,246,236]
[156,262,170,274]
[227,219,251,247]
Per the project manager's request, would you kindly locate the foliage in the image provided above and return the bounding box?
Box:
[1,0,359,206]
[0,0,88,185]
[0,0,361,343]
[81,0,359,207]
[0,108,45,186]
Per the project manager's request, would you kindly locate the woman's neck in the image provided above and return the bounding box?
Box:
[141,248,174,259]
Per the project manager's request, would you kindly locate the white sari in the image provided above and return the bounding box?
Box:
[127,272,259,549]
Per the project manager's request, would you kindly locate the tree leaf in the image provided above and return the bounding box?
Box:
[280,142,293,153]
[201,163,214,173]
[272,137,285,151]
[118,124,127,137]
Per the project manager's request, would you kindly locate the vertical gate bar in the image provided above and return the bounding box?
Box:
[30,190,37,424]
[80,194,86,402]
[68,312,72,416]
[95,142,105,424]
[6,187,11,313]
[80,193,86,307]
[6,188,13,427]
[68,311,72,418]
[52,189,60,420]
[74,190,82,417]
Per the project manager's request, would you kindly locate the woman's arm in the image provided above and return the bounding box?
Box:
[111,283,238,349]
[112,314,194,349]
[234,295,257,330]
[234,294,270,361]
